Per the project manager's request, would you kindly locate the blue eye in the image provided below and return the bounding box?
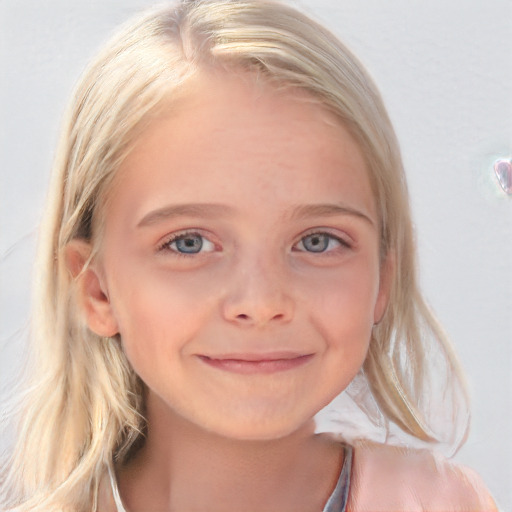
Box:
[174,234,203,253]
[164,233,215,254]
[297,233,345,253]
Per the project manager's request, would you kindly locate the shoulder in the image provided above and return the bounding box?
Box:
[348,441,497,511]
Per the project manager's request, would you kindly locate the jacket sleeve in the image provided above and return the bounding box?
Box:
[349,441,498,511]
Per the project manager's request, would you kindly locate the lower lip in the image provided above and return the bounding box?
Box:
[198,354,314,374]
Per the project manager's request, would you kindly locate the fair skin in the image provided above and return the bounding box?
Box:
[68,71,391,511]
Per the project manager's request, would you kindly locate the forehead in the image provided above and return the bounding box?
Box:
[104,70,376,228]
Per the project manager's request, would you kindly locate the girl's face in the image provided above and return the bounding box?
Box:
[84,71,390,441]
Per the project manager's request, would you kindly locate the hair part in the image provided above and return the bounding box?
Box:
[1,1,469,510]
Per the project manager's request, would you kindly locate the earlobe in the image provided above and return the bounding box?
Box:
[374,252,395,324]
[65,240,119,337]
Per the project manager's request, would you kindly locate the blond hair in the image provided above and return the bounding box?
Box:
[1,1,469,510]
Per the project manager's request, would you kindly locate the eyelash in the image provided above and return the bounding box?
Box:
[157,229,352,257]
[157,230,216,257]
[293,231,352,254]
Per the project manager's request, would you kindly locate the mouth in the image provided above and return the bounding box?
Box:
[197,352,314,375]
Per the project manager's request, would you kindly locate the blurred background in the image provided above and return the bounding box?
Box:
[1,0,511,507]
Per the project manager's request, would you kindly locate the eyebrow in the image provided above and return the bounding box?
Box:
[137,203,234,227]
[288,203,375,226]
[137,202,375,228]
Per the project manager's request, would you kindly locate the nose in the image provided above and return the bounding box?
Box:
[221,256,295,327]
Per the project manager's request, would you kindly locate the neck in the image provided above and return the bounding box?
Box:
[117,393,344,512]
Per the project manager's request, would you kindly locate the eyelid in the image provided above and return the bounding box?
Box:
[293,229,353,252]
[299,228,353,244]
[156,229,218,254]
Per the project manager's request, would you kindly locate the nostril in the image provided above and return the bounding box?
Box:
[224,294,295,326]
[234,312,285,323]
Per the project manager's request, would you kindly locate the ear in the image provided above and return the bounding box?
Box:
[373,251,395,324]
[65,240,119,337]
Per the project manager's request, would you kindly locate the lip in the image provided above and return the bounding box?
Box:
[197,352,314,375]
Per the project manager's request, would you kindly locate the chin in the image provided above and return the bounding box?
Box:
[201,412,316,442]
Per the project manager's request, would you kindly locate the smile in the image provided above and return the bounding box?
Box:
[197,353,314,375]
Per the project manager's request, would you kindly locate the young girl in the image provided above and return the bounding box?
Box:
[0,0,499,510]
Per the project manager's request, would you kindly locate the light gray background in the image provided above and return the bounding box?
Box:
[1,0,511,508]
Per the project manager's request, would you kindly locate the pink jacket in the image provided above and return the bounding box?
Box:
[347,441,498,511]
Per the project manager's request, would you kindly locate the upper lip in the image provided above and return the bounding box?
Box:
[198,352,312,362]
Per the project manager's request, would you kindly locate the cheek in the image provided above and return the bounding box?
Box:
[299,258,380,378]
[301,259,381,330]
[106,264,217,372]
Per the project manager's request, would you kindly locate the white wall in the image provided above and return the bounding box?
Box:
[1,0,510,508]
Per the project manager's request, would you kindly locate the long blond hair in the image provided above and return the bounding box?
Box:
[1,1,468,510]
